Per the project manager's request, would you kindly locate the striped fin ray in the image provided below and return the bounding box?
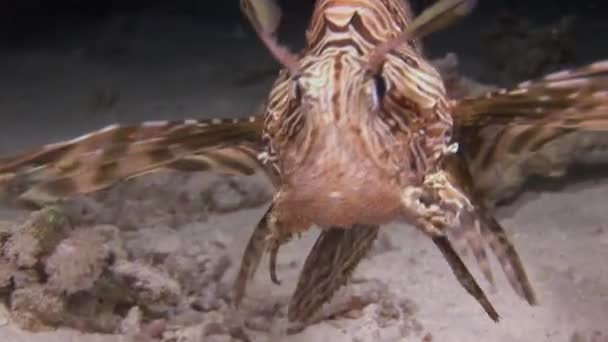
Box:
[240,0,299,75]
[453,60,608,128]
[462,123,608,205]
[0,120,204,174]
[403,0,476,39]
[288,225,380,323]
[165,147,261,174]
[454,62,608,204]
[368,0,476,72]
[443,154,537,308]
[0,116,265,201]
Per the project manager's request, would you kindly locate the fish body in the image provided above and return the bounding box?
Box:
[261,0,451,230]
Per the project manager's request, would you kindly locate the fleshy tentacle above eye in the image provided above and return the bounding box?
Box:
[240,0,300,75]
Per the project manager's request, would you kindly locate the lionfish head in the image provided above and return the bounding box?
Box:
[239,0,477,126]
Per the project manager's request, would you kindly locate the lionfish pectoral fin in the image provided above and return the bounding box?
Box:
[455,60,608,209]
[233,201,303,307]
[401,160,501,321]
[233,206,273,308]
[266,220,296,286]
[287,225,379,324]
[453,60,608,129]
[431,235,500,321]
[443,154,537,305]
[0,116,265,202]
[478,213,538,305]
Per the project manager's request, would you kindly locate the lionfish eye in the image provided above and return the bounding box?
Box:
[372,74,387,106]
[292,77,303,101]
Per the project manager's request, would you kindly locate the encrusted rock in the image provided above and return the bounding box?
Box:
[3,206,72,268]
[111,260,182,310]
[120,306,143,335]
[45,228,111,295]
[10,285,66,331]
[0,259,15,291]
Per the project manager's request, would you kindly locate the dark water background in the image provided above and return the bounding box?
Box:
[2,0,606,47]
[0,0,606,149]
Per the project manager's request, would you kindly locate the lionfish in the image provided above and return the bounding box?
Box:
[1,0,607,327]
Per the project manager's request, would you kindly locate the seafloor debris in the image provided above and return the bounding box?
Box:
[0,207,204,333]
[14,171,272,230]
[0,168,272,338]
[3,206,72,269]
[280,279,424,339]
